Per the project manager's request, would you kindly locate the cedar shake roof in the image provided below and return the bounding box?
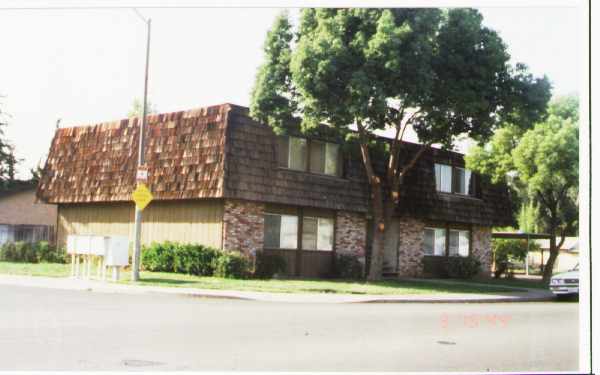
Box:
[38,103,512,226]
[37,104,228,203]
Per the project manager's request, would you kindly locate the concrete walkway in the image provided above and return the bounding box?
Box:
[0,274,555,304]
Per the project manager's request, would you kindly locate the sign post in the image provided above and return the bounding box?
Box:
[131,15,152,282]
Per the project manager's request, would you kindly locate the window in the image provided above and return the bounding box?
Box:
[424,227,470,257]
[279,136,341,177]
[435,164,452,193]
[302,217,334,251]
[454,168,472,195]
[264,213,298,249]
[423,227,446,256]
[288,137,307,171]
[435,163,474,195]
[449,230,470,256]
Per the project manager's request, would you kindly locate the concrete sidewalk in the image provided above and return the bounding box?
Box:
[0,274,555,304]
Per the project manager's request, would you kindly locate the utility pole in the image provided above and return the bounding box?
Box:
[132,11,151,282]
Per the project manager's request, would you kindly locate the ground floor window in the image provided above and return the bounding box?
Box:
[264,210,334,251]
[423,226,470,257]
[264,214,298,249]
[302,217,334,251]
[424,227,446,256]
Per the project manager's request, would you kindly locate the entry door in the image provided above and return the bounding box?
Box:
[383,219,400,273]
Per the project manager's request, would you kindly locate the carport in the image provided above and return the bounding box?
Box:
[491,231,551,275]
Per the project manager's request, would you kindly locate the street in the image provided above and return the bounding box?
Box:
[0,285,578,372]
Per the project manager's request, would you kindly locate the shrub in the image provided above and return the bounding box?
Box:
[253,252,287,279]
[444,256,481,279]
[141,242,220,276]
[0,241,66,263]
[332,254,363,279]
[492,238,536,278]
[213,252,250,279]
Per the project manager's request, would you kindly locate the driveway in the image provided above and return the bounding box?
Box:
[0,285,578,371]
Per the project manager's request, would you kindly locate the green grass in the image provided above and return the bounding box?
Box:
[0,261,529,295]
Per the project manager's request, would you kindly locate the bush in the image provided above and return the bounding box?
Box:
[253,252,287,279]
[141,242,219,276]
[492,239,536,278]
[213,252,250,279]
[332,254,363,279]
[0,241,67,263]
[444,256,481,279]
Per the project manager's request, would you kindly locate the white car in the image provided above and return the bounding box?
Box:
[549,264,579,296]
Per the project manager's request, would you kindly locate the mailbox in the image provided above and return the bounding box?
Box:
[105,236,129,266]
[89,235,109,257]
[74,235,91,255]
[66,235,77,255]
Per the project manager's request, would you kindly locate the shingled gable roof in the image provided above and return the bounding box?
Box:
[37,104,229,203]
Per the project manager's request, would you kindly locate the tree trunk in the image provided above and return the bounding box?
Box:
[542,225,560,284]
[366,181,387,281]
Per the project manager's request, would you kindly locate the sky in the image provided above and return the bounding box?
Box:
[0,3,584,179]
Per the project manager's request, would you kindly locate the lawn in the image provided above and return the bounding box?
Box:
[0,261,531,295]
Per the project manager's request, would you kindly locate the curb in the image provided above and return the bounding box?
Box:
[0,275,556,304]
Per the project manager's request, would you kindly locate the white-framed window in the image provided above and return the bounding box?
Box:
[435,163,453,193]
[449,229,470,257]
[423,227,447,256]
[264,213,299,249]
[280,136,341,177]
[435,164,474,195]
[302,216,334,251]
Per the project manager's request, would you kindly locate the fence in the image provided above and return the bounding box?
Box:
[0,224,56,245]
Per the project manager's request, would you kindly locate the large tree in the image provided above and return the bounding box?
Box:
[251,9,551,280]
[467,96,579,283]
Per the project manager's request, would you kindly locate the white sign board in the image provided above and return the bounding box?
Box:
[136,167,148,182]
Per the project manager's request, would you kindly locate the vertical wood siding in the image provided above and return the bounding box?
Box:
[57,200,223,249]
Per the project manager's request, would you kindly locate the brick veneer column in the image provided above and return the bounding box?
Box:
[222,199,265,256]
[335,211,367,260]
[397,217,426,277]
[471,226,493,277]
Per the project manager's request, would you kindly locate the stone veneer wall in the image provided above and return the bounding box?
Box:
[335,211,367,259]
[471,225,493,277]
[222,199,265,256]
[397,217,426,277]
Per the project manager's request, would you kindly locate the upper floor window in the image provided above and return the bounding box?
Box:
[435,163,475,196]
[278,136,341,177]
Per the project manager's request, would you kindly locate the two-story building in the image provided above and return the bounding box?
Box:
[36,103,512,278]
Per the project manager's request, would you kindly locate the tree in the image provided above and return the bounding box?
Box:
[467,96,579,283]
[0,104,19,189]
[128,98,157,118]
[251,9,551,280]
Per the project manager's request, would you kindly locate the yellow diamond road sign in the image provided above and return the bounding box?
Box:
[132,183,153,211]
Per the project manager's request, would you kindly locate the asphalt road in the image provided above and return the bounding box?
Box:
[0,285,578,372]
